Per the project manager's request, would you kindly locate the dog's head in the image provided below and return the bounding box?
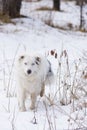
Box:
[18,55,41,77]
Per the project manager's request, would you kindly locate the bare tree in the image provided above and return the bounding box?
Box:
[79,0,84,29]
[0,0,22,18]
[53,0,60,11]
[75,0,86,30]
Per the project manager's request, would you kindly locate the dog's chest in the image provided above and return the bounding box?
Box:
[22,78,42,94]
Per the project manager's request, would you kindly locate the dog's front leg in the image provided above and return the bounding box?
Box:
[30,93,37,110]
[17,88,26,111]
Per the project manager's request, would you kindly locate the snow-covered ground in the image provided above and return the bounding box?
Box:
[0,0,87,130]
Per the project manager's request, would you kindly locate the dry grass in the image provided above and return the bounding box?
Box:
[0,14,12,23]
[43,49,87,129]
[36,7,53,11]
[46,50,87,109]
[36,6,64,12]
[79,28,87,33]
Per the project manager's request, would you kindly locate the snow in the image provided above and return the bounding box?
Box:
[0,0,87,130]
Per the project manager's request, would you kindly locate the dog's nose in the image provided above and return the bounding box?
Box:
[27,69,32,74]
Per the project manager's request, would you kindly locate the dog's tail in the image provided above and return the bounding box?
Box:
[45,60,55,85]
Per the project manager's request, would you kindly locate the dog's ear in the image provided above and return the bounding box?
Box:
[35,56,41,65]
[18,55,25,61]
[35,56,41,62]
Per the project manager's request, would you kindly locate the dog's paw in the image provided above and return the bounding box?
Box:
[19,106,26,112]
[40,86,45,97]
[30,105,35,110]
[40,90,44,97]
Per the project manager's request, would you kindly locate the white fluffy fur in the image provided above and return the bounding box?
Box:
[16,53,54,111]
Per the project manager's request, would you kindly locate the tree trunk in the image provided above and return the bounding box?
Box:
[0,0,22,18]
[53,0,60,11]
[80,0,84,29]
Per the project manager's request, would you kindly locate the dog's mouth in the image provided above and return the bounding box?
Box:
[24,71,38,82]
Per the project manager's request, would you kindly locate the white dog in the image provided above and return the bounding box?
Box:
[16,53,54,111]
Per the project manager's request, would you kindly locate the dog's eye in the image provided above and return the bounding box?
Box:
[31,63,35,66]
[24,62,27,65]
[35,61,39,65]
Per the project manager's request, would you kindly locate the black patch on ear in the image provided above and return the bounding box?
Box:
[35,57,41,65]
[20,56,24,59]
[35,57,41,62]
[19,55,25,61]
